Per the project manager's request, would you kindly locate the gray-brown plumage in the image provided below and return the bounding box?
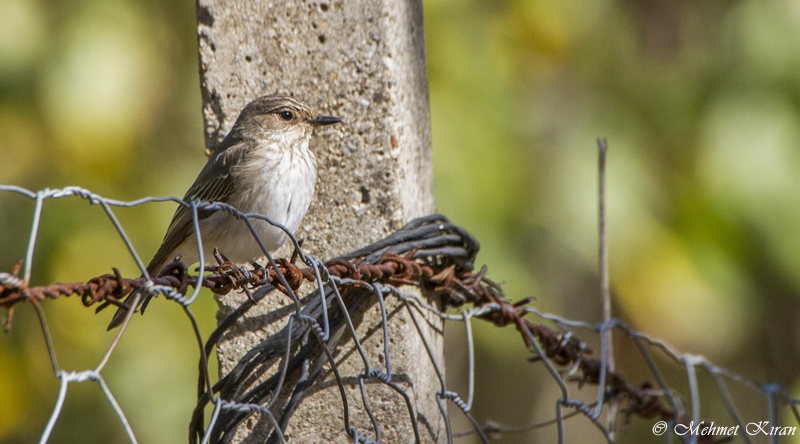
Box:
[107,95,340,329]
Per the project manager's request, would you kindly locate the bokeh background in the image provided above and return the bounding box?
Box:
[2,0,800,442]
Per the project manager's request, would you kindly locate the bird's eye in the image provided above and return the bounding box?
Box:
[279,110,294,121]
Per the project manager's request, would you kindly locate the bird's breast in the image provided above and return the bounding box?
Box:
[232,141,317,233]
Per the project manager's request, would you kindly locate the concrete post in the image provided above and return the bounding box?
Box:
[195,0,443,442]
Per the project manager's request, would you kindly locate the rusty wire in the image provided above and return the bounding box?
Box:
[0,244,755,442]
[2,185,799,444]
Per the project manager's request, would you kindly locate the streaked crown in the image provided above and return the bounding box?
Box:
[233,94,341,134]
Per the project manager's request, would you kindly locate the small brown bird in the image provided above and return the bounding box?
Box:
[108,95,341,329]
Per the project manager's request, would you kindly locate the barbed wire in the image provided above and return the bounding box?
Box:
[1,184,798,444]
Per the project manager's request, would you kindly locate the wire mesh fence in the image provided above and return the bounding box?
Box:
[1,184,799,444]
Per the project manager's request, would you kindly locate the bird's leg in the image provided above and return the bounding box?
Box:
[290,238,305,264]
[251,261,268,286]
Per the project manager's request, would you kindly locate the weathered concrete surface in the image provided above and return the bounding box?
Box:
[195,0,442,441]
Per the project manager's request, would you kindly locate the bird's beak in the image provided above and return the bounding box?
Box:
[307,115,342,126]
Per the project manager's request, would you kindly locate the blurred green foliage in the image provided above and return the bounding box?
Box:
[0,0,213,442]
[1,0,799,442]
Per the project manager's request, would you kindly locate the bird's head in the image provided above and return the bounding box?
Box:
[233,94,341,145]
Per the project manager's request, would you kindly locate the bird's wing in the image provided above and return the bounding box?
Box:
[146,139,251,274]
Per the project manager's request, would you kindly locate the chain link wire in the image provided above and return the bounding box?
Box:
[1,184,799,444]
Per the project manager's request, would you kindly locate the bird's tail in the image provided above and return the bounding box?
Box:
[106,288,149,330]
